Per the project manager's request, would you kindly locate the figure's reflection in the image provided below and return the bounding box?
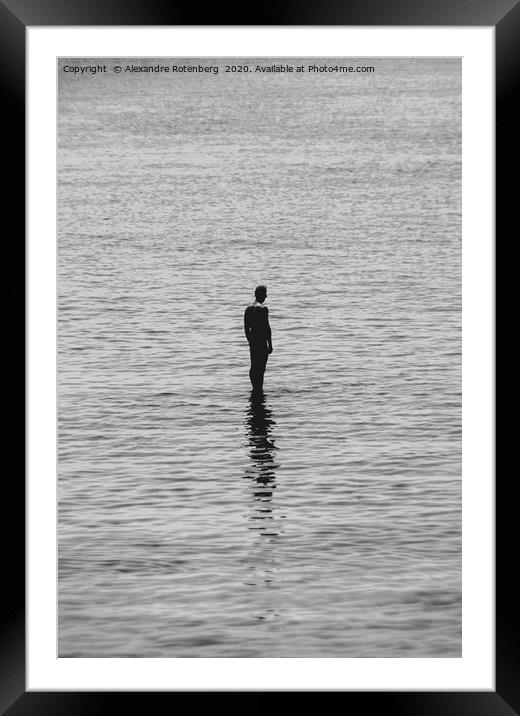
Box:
[242,389,283,603]
[244,389,278,523]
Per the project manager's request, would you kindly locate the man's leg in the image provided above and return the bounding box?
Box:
[250,348,268,390]
[256,352,267,389]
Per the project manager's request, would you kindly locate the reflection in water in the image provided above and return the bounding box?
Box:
[242,390,283,618]
[244,389,279,527]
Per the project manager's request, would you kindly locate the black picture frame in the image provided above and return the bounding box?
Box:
[6,0,505,712]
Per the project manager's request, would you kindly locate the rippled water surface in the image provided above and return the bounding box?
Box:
[58,58,461,657]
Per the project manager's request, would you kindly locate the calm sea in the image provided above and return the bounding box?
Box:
[58,58,461,657]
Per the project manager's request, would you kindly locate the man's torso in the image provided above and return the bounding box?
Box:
[245,304,269,348]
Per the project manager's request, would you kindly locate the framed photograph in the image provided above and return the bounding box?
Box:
[6,0,506,711]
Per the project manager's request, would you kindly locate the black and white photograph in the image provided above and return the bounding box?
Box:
[57,56,462,659]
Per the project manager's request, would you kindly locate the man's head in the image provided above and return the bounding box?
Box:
[255,285,267,303]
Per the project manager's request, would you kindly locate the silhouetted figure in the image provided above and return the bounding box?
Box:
[244,285,273,391]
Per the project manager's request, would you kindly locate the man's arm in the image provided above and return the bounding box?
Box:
[265,307,273,353]
[244,307,251,343]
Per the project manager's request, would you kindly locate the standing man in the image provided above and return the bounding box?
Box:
[244,285,273,391]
